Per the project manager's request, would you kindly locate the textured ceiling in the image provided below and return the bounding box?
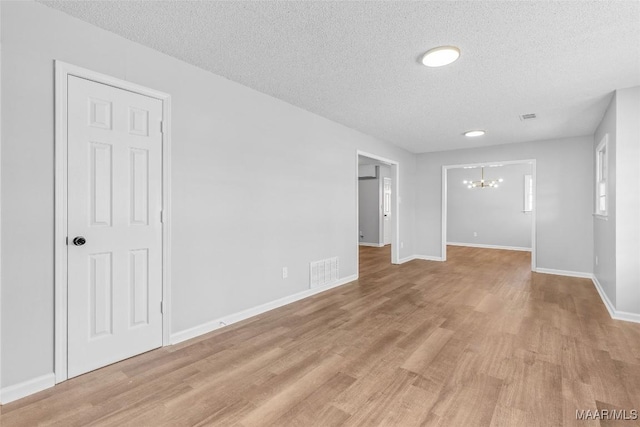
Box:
[39,1,640,153]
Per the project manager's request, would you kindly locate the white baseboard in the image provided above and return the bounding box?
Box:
[358,242,384,247]
[610,310,640,323]
[170,274,359,345]
[591,274,616,318]
[534,268,592,279]
[399,255,445,263]
[0,373,55,404]
[447,242,532,252]
[592,275,640,324]
[414,255,444,262]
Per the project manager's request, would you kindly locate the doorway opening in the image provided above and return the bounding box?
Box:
[442,159,536,271]
[356,151,400,273]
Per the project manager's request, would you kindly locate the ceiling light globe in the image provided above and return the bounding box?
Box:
[421,46,460,67]
[464,130,486,137]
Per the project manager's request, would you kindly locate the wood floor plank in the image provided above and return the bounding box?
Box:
[271,372,356,426]
[238,353,345,426]
[561,378,599,427]
[401,327,455,374]
[2,245,639,426]
[429,373,504,427]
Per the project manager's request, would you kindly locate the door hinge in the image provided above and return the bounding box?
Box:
[66,236,69,245]
[160,210,164,223]
[160,301,164,314]
[160,120,166,134]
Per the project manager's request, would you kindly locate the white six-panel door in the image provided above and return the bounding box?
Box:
[67,76,163,378]
[383,177,392,245]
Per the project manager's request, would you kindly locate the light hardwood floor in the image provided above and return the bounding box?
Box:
[2,246,639,426]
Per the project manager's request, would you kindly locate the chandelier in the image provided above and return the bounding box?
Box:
[463,167,503,189]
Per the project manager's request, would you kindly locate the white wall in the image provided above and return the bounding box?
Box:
[416,136,594,273]
[0,1,417,390]
[615,86,640,314]
[593,94,617,305]
[593,86,640,317]
[447,164,532,249]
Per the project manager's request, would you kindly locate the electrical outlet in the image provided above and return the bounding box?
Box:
[359,230,364,238]
[282,267,288,279]
[595,256,598,266]
[473,232,478,237]
[401,242,404,249]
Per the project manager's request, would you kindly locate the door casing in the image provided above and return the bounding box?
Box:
[383,176,392,245]
[54,61,172,383]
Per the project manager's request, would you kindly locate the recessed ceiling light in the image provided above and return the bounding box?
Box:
[464,130,485,137]
[421,46,460,67]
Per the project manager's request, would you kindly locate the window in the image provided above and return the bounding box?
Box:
[595,135,608,216]
[523,174,533,212]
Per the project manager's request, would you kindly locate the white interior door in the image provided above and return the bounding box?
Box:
[67,76,163,378]
[383,177,392,245]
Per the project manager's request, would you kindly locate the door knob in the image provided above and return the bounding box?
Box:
[73,236,86,246]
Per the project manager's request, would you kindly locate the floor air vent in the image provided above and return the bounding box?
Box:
[310,257,339,288]
[519,113,537,120]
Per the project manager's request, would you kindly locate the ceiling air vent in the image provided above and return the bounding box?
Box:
[519,113,537,121]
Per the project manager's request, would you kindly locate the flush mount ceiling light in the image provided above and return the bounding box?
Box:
[421,46,460,67]
[463,167,504,189]
[464,130,485,137]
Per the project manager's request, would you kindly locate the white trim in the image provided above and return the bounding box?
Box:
[54,61,172,384]
[592,275,640,324]
[611,310,640,323]
[356,150,401,266]
[170,274,358,345]
[160,90,173,349]
[447,242,532,252]
[441,166,447,262]
[591,274,616,317]
[0,373,55,405]
[0,4,3,395]
[442,159,537,270]
[412,255,445,262]
[378,168,384,244]
[609,310,640,323]
[358,242,385,247]
[534,268,592,279]
[398,255,417,264]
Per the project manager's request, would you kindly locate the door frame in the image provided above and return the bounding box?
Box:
[382,176,392,245]
[441,159,537,271]
[54,61,172,383]
[356,150,400,265]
